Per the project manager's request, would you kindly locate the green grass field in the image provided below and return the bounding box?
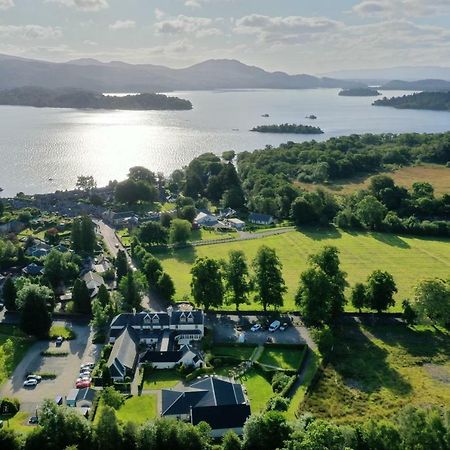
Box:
[211,345,257,361]
[143,369,182,390]
[158,229,450,311]
[259,346,306,370]
[301,323,450,424]
[0,412,35,434]
[0,326,32,386]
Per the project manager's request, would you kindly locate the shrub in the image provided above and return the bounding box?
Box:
[266,395,289,412]
[271,372,290,393]
[102,386,124,410]
[0,397,20,415]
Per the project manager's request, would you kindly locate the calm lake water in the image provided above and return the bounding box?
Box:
[1,88,449,197]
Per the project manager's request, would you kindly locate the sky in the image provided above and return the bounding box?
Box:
[0,0,450,74]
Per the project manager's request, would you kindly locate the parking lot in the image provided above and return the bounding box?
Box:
[0,320,102,413]
[206,313,316,349]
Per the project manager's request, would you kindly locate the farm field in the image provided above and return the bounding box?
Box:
[296,164,450,196]
[158,229,450,312]
[301,322,450,424]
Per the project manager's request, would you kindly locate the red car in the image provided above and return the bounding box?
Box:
[76,380,90,389]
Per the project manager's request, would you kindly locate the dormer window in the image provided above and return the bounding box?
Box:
[187,312,194,323]
[152,314,160,324]
[143,313,151,325]
[180,312,187,323]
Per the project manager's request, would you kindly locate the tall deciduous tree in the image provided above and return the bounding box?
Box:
[190,257,223,311]
[252,246,286,312]
[119,270,147,312]
[138,222,168,246]
[95,405,123,450]
[366,270,397,313]
[115,250,129,282]
[223,250,252,311]
[18,284,53,338]
[351,282,367,313]
[72,279,92,314]
[156,272,175,302]
[2,276,17,311]
[414,278,450,327]
[169,219,191,244]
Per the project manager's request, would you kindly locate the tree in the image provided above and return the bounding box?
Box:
[97,284,110,308]
[18,284,53,338]
[351,282,367,313]
[138,222,168,246]
[76,175,96,192]
[414,279,450,327]
[356,195,387,230]
[308,246,347,319]
[72,279,92,314]
[0,428,21,450]
[366,270,397,313]
[44,250,78,288]
[243,411,291,450]
[71,219,82,253]
[221,430,242,450]
[143,255,163,286]
[156,272,175,302]
[190,257,224,311]
[102,386,124,410]
[115,250,128,282]
[253,246,286,311]
[222,150,236,162]
[72,217,96,254]
[96,405,122,450]
[119,270,147,311]
[115,178,157,205]
[169,219,191,244]
[223,250,252,311]
[128,166,156,184]
[296,268,334,326]
[402,299,418,326]
[178,205,197,223]
[291,197,318,225]
[2,276,17,311]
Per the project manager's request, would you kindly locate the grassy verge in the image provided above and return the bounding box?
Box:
[0,412,35,434]
[143,369,182,390]
[211,344,257,361]
[301,322,450,424]
[49,325,76,341]
[259,346,306,370]
[159,229,450,311]
[0,327,33,386]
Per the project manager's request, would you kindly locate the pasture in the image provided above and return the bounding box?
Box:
[158,229,450,312]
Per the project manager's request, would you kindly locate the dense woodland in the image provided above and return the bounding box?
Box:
[250,124,324,134]
[0,87,192,110]
[374,92,450,111]
[338,88,381,96]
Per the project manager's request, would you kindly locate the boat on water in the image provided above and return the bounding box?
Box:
[0,187,3,192]
[306,114,317,120]
[261,113,270,117]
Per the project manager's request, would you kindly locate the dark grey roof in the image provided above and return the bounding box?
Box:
[110,310,203,329]
[107,326,138,375]
[161,376,250,430]
[76,388,96,403]
[140,344,190,363]
[171,310,204,326]
[248,212,274,223]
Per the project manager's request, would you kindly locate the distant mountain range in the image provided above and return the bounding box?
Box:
[0,54,362,92]
[380,79,450,91]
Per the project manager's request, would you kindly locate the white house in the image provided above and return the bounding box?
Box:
[226,218,246,230]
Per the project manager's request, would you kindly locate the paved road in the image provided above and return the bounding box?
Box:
[0,321,102,413]
[94,219,166,312]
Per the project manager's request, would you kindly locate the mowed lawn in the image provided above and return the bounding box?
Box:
[259,346,306,370]
[301,323,450,424]
[158,229,450,311]
[143,369,182,390]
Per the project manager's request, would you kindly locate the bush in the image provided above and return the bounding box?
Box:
[185,366,214,382]
[271,372,290,393]
[266,395,289,412]
[0,397,20,415]
[102,386,124,410]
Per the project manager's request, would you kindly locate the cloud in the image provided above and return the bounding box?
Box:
[155,15,223,37]
[352,0,450,18]
[234,14,342,44]
[154,8,165,20]
[0,0,14,10]
[0,24,62,40]
[45,0,108,12]
[109,20,136,30]
[184,0,236,8]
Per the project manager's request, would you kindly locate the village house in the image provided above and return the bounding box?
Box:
[161,376,251,437]
[248,212,275,226]
[107,309,205,381]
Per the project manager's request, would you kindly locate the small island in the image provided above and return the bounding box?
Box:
[339,88,381,97]
[373,91,450,111]
[0,86,193,111]
[250,123,324,134]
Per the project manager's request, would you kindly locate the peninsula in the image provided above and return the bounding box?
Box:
[0,86,193,111]
[373,91,450,111]
[250,123,324,134]
[339,87,381,96]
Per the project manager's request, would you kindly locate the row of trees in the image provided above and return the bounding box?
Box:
[2,400,450,450]
[190,246,286,311]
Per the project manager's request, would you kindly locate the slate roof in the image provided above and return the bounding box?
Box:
[76,388,96,404]
[107,326,138,378]
[248,212,274,224]
[161,376,250,430]
[171,310,204,326]
[110,310,203,329]
[141,344,190,364]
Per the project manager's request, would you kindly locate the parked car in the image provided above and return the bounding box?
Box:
[55,336,64,347]
[27,374,42,382]
[279,322,289,331]
[250,323,262,332]
[28,416,39,424]
[23,379,38,387]
[81,362,95,370]
[269,320,281,332]
[79,370,91,377]
[76,380,90,389]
